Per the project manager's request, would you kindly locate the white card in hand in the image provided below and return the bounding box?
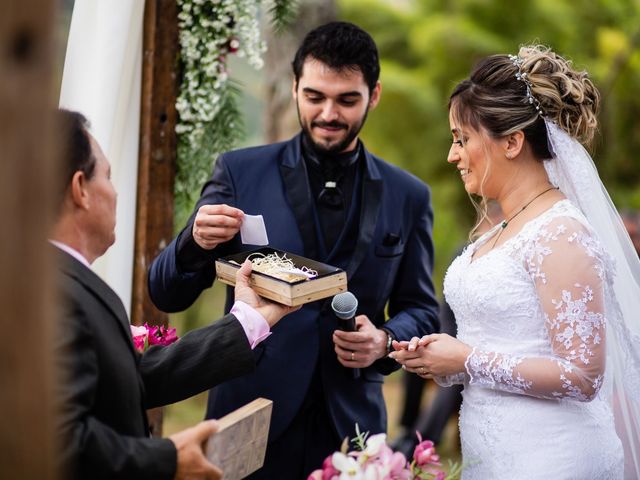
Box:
[240,214,269,245]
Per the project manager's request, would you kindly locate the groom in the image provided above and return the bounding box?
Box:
[148,21,440,478]
[51,109,294,480]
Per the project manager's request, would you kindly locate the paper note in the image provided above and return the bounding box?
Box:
[240,214,269,245]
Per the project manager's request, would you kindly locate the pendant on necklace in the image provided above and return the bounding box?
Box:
[501,220,508,228]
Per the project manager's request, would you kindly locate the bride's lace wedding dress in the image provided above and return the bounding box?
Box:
[440,199,624,479]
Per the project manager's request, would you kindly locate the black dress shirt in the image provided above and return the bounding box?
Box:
[302,135,361,253]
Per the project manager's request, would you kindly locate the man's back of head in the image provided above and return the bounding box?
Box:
[56,110,96,213]
[52,109,116,263]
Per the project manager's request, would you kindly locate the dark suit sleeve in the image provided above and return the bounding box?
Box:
[375,184,440,374]
[56,299,177,480]
[148,154,239,313]
[141,314,255,408]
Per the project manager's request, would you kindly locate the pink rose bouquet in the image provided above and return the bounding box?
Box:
[308,426,461,480]
[130,323,179,352]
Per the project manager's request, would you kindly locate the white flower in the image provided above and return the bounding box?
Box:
[363,433,387,457]
[332,452,363,479]
[363,463,385,480]
[175,0,273,194]
[130,325,147,337]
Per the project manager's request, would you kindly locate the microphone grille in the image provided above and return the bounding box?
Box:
[331,292,358,320]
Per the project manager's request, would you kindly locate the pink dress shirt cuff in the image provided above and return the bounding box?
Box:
[230,300,272,349]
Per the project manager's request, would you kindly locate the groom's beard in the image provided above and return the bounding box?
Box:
[296,101,369,155]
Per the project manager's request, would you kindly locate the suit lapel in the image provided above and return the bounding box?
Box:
[57,250,136,358]
[279,136,383,276]
[346,149,382,279]
[279,134,319,259]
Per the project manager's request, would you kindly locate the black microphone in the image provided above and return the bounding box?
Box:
[331,291,358,331]
[331,292,360,379]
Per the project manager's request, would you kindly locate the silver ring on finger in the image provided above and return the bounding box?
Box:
[351,351,355,361]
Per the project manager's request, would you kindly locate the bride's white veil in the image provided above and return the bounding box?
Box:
[544,119,640,479]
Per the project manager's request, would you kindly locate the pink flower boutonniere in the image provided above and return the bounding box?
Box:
[147,323,179,347]
[130,323,179,352]
[130,325,148,352]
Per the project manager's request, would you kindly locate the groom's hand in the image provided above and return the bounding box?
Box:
[333,315,388,368]
[192,204,244,250]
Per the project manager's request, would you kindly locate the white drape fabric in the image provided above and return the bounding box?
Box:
[59,0,145,314]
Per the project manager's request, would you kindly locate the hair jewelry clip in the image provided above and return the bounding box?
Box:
[508,54,545,117]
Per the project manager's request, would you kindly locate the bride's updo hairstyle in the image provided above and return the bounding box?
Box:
[449,44,601,155]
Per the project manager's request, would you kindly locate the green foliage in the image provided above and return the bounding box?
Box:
[175,81,245,230]
[175,0,299,229]
[339,0,640,290]
[351,423,369,451]
[269,0,300,32]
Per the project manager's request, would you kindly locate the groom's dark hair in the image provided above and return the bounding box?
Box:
[292,21,380,93]
[56,109,95,209]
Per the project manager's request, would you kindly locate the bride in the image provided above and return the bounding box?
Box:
[390,45,640,479]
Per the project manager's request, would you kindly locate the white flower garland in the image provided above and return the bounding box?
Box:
[174,0,297,222]
[176,0,266,146]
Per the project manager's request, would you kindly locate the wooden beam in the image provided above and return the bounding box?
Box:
[133,0,178,330]
[0,0,57,478]
[133,0,180,437]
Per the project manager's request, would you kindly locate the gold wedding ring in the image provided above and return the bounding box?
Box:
[420,367,426,375]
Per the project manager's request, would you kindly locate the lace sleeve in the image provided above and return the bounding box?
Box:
[465,217,607,401]
[434,373,467,387]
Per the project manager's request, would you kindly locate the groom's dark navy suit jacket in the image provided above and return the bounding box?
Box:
[148,134,439,444]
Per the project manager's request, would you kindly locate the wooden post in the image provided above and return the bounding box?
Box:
[0,0,57,478]
[133,0,180,437]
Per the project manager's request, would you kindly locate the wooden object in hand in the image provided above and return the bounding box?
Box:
[205,398,273,480]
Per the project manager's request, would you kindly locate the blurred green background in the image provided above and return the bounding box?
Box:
[58,0,640,463]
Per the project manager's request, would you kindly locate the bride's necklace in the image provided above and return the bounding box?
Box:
[491,186,559,249]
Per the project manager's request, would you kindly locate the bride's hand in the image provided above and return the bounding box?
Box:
[419,334,472,376]
[389,336,430,375]
[391,334,426,352]
[390,334,472,377]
